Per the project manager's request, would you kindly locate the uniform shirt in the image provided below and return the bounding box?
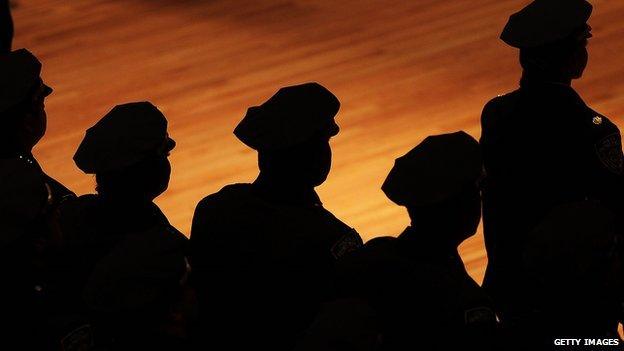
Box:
[13,153,76,205]
[335,227,497,351]
[294,297,381,351]
[0,154,75,348]
[57,195,188,348]
[189,182,362,351]
[480,79,624,317]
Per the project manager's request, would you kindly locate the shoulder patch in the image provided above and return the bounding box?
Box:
[595,133,624,175]
[331,229,363,259]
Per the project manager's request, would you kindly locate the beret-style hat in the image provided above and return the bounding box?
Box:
[74,102,175,174]
[234,82,340,151]
[382,131,482,207]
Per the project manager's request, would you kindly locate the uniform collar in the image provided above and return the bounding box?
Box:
[98,195,166,225]
[520,78,574,90]
[0,152,42,172]
[398,226,461,260]
[519,75,588,107]
[519,70,572,89]
[251,177,322,207]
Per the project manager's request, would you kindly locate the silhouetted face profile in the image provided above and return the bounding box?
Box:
[25,80,50,147]
[96,152,172,202]
[407,183,481,247]
[560,24,591,79]
[259,133,332,188]
[520,24,592,82]
[568,37,589,79]
[3,79,52,153]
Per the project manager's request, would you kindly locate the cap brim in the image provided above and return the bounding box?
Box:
[43,84,53,97]
[500,0,593,48]
[165,137,176,152]
[328,121,340,137]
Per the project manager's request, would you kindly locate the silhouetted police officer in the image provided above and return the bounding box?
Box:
[0,49,75,205]
[0,0,12,53]
[58,102,189,350]
[0,49,80,349]
[513,201,621,350]
[190,83,363,350]
[334,132,497,351]
[480,0,624,324]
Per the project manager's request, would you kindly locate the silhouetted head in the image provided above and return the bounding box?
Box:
[501,0,593,82]
[235,82,340,188]
[0,49,52,154]
[382,131,483,246]
[74,102,176,202]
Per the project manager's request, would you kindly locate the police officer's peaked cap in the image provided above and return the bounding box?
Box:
[0,49,51,114]
[382,131,482,207]
[0,158,48,247]
[74,102,175,174]
[234,82,340,151]
[501,0,592,49]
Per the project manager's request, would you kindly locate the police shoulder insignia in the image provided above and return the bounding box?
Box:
[593,116,603,125]
[331,229,363,259]
[464,306,496,325]
[595,133,624,175]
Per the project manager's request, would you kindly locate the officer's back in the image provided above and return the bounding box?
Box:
[190,83,363,350]
[334,132,497,351]
[57,102,189,350]
[480,0,624,321]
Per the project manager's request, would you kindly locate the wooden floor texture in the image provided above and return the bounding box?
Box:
[12,0,624,282]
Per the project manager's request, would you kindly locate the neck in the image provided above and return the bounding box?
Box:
[521,70,572,87]
[97,194,163,229]
[404,225,460,252]
[255,172,315,193]
[253,172,320,206]
[99,192,155,207]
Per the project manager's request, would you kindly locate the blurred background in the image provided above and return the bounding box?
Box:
[12,0,624,281]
